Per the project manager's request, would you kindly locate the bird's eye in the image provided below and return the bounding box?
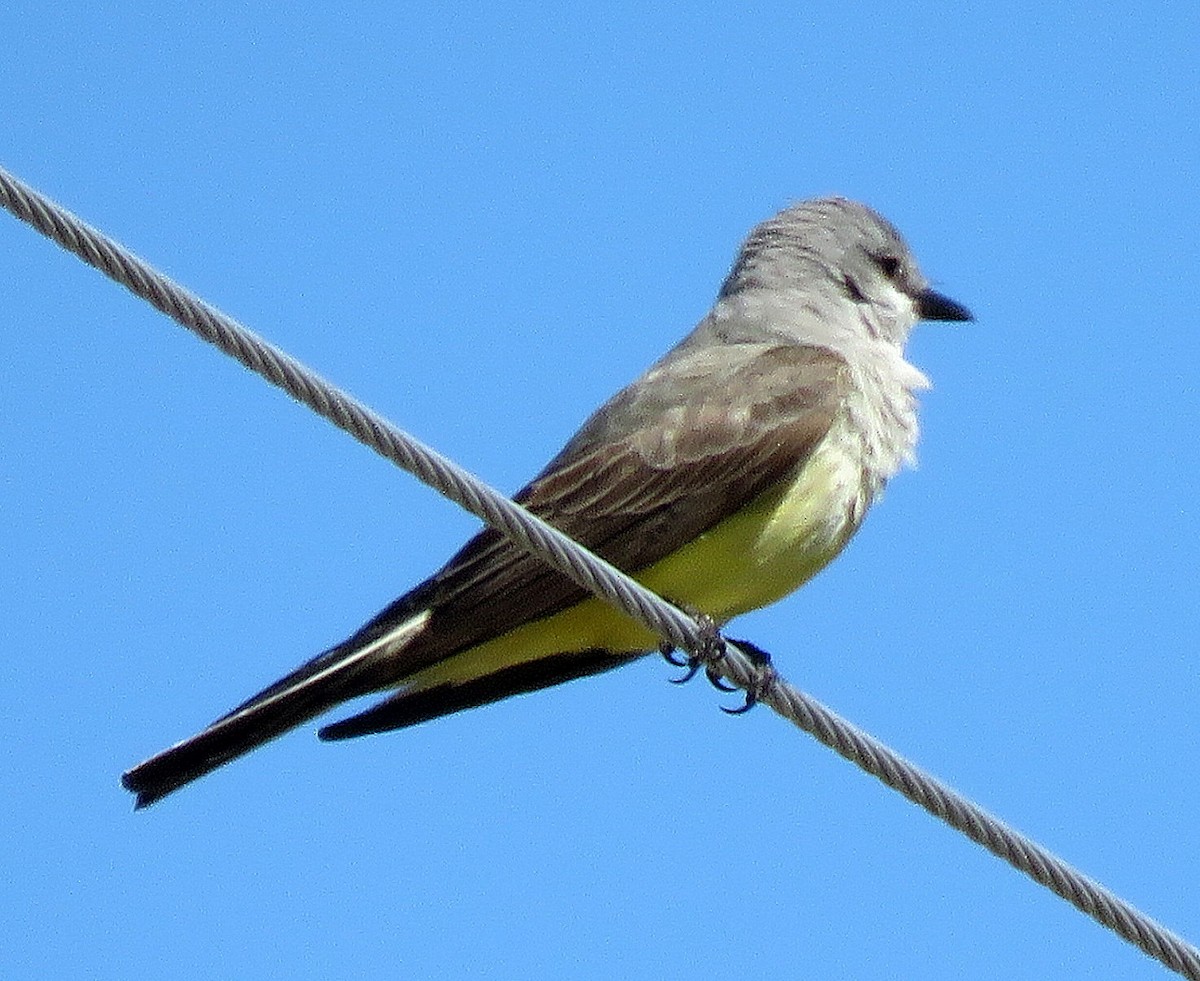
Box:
[873,253,901,279]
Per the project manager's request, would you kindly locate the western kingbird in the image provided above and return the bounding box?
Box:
[122,197,970,807]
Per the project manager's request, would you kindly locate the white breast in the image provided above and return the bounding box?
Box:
[843,338,930,499]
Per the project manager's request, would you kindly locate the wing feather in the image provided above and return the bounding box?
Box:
[349,342,850,672]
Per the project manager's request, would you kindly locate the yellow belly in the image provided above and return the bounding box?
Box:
[407,436,868,689]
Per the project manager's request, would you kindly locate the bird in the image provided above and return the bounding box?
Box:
[122,197,971,807]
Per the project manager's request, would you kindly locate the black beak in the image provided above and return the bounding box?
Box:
[917,288,973,322]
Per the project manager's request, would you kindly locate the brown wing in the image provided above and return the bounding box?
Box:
[348,342,851,668]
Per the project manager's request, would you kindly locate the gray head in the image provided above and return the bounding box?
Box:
[717,197,971,346]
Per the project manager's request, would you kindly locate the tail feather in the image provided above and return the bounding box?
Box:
[121,613,637,807]
[121,619,423,808]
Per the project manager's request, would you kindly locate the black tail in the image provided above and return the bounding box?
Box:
[121,639,389,808]
[123,622,642,806]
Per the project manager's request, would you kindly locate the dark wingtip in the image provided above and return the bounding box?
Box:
[917,288,973,322]
[121,773,161,810]
[319,649,638,741]
[316,719,355,742]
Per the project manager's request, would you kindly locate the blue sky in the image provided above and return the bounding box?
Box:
[3,3,1199,978]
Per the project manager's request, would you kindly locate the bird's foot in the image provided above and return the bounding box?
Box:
[659,617,772,714]
[718,637,774,714]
